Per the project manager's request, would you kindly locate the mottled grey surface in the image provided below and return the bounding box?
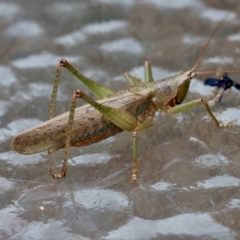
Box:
[1,0,240,239]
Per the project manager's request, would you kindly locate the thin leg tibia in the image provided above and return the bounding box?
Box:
[48,58,115,125]
[131,115,155,183]
[47,91,78,178]
[48,62,61,120]
[144,61,153,83]
[47,88,138,179]
[132,129,139,183]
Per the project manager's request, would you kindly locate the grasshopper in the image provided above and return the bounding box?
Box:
[12,10,238,183]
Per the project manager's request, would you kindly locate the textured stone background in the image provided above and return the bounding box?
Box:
[0,0,240,239]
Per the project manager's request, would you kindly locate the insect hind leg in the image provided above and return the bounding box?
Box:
[47,90,78,179]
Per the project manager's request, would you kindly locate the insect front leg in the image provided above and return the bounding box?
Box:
[167,98,235,127]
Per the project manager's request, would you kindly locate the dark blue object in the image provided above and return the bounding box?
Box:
[204,75,240,91]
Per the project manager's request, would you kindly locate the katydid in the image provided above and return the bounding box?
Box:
[12,10,238,183]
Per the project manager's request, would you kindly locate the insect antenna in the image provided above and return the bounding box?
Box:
[191,4,237,72]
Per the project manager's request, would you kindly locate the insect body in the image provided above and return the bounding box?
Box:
[13,88,152,155]
[12,11,237,183]
[204,73,240,106]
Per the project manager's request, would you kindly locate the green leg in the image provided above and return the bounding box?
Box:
[73,89,139,131]
[168,98,235,127]
[60,59,114,98]
[48,87,141,179]
[47,91,78,178]
[132,129,139,183]
[131,127,144,184]
[124,61,154,86]
[48,59,115,120]
[132,115,155,183]
[124,72,141,86]
[144,61,153,83]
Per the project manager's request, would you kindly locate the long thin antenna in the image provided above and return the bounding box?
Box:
[191,4,236,71]
[196,70,240,76]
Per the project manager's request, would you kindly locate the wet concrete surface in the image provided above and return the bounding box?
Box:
[1,0,240,239]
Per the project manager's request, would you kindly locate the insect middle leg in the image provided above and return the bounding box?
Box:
[132,103,157,183]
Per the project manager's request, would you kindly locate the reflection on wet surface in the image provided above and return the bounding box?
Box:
[0,0,240,239]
